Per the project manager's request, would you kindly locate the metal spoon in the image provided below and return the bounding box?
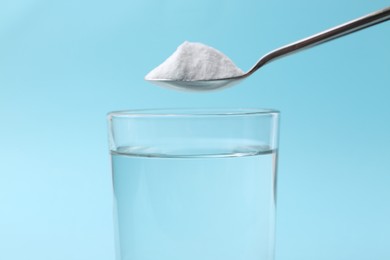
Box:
[146,6,390,92]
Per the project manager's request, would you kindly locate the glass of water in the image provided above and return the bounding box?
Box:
[108,108,280,260]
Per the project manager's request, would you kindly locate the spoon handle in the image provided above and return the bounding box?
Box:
[248,6,390,75]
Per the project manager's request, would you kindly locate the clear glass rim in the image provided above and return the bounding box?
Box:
[108,108,279,118]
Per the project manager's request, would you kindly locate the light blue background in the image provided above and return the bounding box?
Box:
[1,0,389,259]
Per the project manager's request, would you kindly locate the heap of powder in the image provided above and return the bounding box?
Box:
[145,41,244,81]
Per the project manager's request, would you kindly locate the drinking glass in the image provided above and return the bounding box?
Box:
[108,108,280,260]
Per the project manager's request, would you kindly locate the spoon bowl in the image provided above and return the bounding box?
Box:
[147,77,246,92]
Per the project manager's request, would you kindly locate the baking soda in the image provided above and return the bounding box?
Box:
[145,41,244,81]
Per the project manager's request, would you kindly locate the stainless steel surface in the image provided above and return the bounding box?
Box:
[146,6,390,92]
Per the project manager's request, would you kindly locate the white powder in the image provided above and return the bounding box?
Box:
[145,41,244,81]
